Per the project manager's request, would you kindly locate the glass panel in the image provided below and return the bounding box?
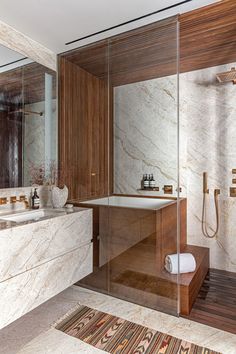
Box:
[61,40,111,294]
[0,65,23,187]
[108,16,180,315]
[73,16,180,316]
[22,63,57,186]
[0,43,57,189]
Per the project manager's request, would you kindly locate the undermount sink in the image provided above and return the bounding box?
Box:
[0,209,64,223]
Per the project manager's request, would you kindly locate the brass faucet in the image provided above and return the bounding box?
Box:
[0,197,7,205]
[10,195,29,209]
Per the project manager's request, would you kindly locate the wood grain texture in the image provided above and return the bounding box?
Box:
[180,0,236,73]
[59,57,109,201]
[60,16,178,87]
[0,62,56,104]
[183,268,236,334]
[60,0,236,87]
[0,111,22,188]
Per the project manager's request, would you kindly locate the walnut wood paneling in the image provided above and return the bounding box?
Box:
[60,16,178,87]
[61,0,236,87]
[0,111,22,188]
[59,57,109,201]
[180,0,236,73]
[0,62,56,104]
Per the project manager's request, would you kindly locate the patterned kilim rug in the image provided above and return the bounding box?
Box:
[55,305,221,353]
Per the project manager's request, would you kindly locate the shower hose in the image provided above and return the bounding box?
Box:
[201,189,220,238]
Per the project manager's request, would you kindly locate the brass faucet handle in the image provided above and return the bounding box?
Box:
[10,196,17,203]
[19,195,26,202]
[163,185,173,194]
[0,197,7,205]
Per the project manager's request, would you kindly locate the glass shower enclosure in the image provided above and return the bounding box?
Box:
[60,15,180,316]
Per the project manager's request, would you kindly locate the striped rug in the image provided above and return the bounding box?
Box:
[55,305,221,353]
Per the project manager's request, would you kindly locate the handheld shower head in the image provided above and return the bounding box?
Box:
[203,172,209,194]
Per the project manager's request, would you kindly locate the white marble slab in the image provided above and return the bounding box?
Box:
[0,245,92,330]
[0,208,92,282]
[114,62,236,272]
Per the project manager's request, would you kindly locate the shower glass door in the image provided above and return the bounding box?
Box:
[107,16,180,315]
[74,15,180,316]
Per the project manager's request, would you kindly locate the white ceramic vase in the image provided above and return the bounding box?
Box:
[51,185,68,208]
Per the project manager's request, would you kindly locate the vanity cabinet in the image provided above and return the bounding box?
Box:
[0,207,92,329]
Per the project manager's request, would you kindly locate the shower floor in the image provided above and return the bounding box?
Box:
[182,268,236,334]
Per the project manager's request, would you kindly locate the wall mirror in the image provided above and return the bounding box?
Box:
[0,44,57,188]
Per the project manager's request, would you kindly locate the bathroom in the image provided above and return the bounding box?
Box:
[0,1,236,353]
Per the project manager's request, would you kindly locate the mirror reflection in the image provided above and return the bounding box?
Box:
[0,44,57,188]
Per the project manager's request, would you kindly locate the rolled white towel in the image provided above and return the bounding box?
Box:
[165,253,196,274]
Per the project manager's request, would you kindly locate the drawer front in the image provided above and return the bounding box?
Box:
[0,243,93,330]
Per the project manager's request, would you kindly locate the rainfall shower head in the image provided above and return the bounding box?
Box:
[216,67,236,85]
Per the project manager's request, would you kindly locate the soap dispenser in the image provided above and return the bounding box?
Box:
[32,188,40,209]
[149,174,156,188]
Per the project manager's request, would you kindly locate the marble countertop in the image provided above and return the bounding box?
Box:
[0,206,91,231]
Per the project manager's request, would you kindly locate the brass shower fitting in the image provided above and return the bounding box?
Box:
[201,172,220,239]
[203,172,209,194]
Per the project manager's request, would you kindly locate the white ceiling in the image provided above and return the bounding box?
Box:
[0,45,24,66]
[0,0,220,54]
[0,44,33,73]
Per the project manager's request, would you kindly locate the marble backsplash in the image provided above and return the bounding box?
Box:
[0,186,52,212]
[114,63,236,272]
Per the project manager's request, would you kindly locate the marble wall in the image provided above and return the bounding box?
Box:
[114,78,178,195]
[114,63,236,272]
[0,207,92,329]
[23,99,57,186]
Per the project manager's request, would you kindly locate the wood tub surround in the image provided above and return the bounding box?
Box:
[74,196,209,316]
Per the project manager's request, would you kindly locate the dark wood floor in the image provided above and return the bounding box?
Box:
[182,268,236,334]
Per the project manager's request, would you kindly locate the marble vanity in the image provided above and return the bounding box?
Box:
[0,206,93,330]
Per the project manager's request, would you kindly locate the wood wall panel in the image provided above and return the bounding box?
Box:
[0,111,22,188]
[59,0,236,200]
[0,62,56,104]
[180,0,236,73]
[61,0,236,87]
[61,17,178,87]
[59,57,109,201]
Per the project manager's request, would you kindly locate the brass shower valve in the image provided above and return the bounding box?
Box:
[163,185,173,194]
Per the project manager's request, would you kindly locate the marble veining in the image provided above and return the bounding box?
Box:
[0,206,93,330]
[0,246,92,330]
[114,62,236,272]
[1,286,233,354]
[114,78,178,196]
[0,207,92,281]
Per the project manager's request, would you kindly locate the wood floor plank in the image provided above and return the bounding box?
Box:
[182,268,236,334]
